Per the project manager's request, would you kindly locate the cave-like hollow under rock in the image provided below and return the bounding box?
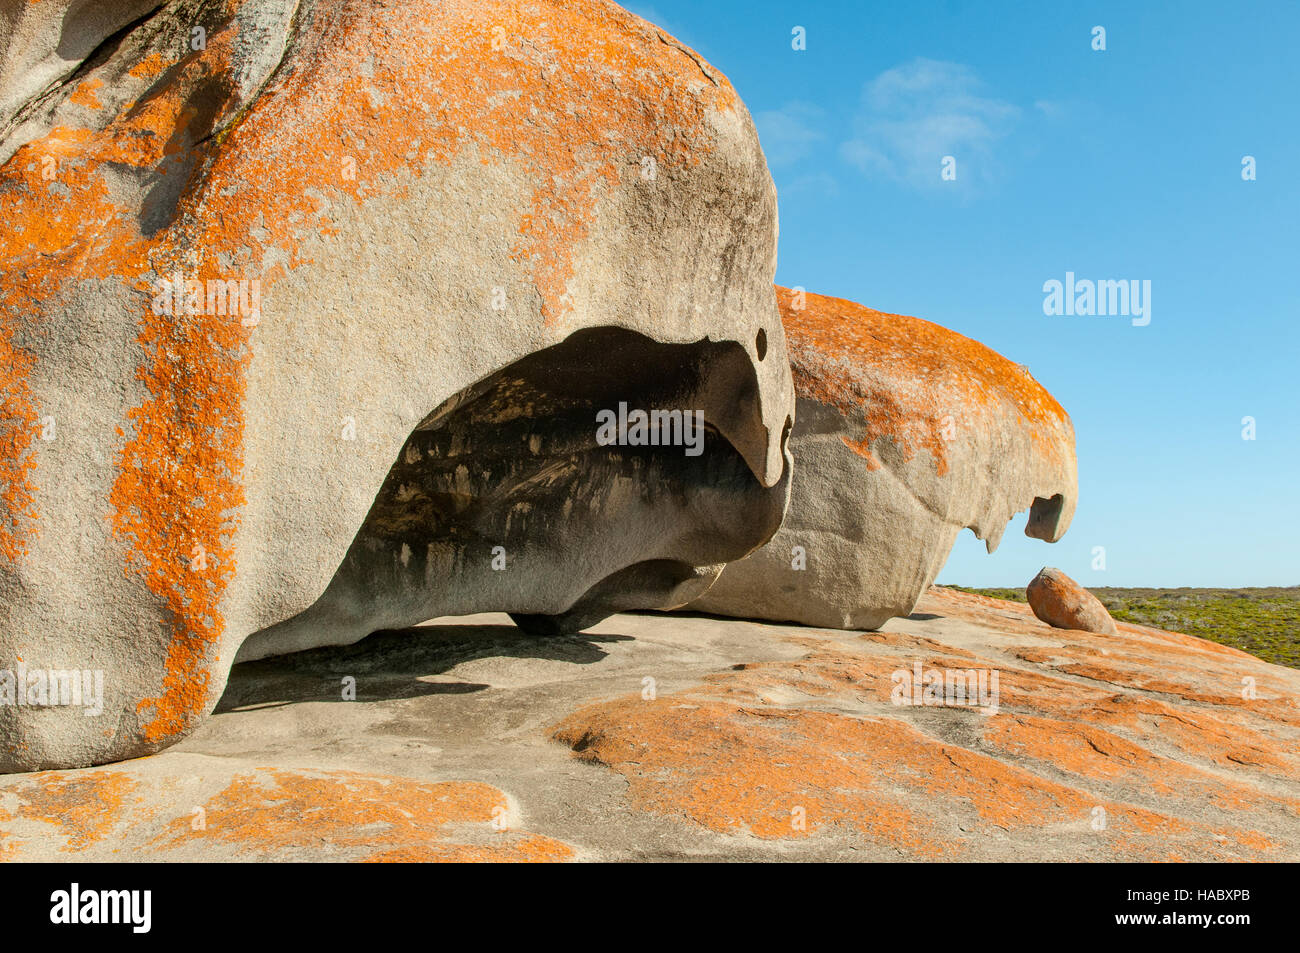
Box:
[237,326,794,662]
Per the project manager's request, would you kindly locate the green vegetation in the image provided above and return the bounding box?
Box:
[946,586,1300,670]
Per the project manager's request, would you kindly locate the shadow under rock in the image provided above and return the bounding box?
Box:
[214,620,633,714]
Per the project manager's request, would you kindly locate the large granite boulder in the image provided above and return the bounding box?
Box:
[689,286,1076,630]
[0,0,793,772]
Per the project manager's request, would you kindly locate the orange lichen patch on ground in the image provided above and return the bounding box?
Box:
[983,712,1300,818]
[1097,804,1282,862]
[699,644,1005,710]
[776,287,1073,477]
[68,77,104,109]
[1073,694,1300,780]
[554,689,1285,859]
[1005,631,1300,727]
[153,768,573,862]
[854,632,1119,715]
[971,659,1117,714]
[363,834,575,863]
[859,630,979,655]
[10,770,139,851]
[1054,660,1239,705]
[1079,620,1278,673]
[926,585,1038,618]
[555,588,1297,859]
[699,651,899,706]
[553,686,1182,856]
[554,681,1288,860]
[694,634,1114,719]
[922,586,1300,779]
[556,696,948,853]
[1044,645,1300,725]
[930,587,1298,710]
[988,713,1179,790]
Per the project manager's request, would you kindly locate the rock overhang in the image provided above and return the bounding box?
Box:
[687,285,1079,630]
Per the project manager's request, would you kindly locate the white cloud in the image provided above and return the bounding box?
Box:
[753,101,827,167]
[841,58,1019,189]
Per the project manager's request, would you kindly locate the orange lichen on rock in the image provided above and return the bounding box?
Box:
[96,20,252,745]
[553,689,1280,859]
[0,766,573,861]
[0,328,38,561]
[1079,694,1300,780]
[363,834,575,864]
[67,77,104,109]
[553,586,1299,859]
[775,286,1073,476]
[0,121,150,559]
[193,0,739,321]
[701,632,1121,718]
[10,770,139,851]
[154,768,573,862]
[931,590,1300,726]
[557,696,946,852]
[984,712,1300,816]
[0,15,250,742]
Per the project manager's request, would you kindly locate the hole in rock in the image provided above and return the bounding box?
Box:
[1025,493,1066,542]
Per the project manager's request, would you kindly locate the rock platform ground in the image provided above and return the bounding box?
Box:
[2,588,1295,862]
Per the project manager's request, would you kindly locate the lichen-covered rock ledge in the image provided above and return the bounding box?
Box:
[688,286,1078,630]
[0,0,793,772]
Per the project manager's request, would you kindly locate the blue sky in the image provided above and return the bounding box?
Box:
[628,0,1299,587]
